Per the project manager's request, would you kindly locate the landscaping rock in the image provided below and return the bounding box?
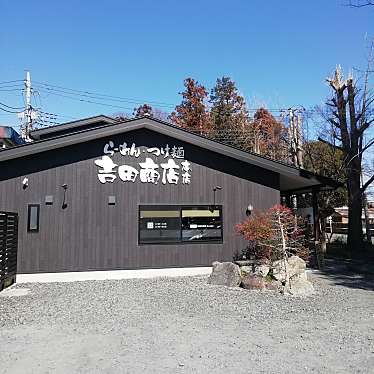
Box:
[290,271,307,282]
[240,265,252,275]
[271,256,306,282]
[289,277,314,296]
[271,259,288,282]
[241,275,266,290]
[264,280,282,292]
[234,260,254,267]
[288,255,306,277]
[253,264,270,277]
[208,262,241,287]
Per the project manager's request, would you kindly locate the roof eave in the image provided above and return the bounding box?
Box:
[0,116,341,192]
[29,114,116,140]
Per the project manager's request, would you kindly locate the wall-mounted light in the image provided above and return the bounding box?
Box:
[108,196,116,205]
[246,204,253,217]
[210,186,222,212]
[22,177,29,190]
[61,184,68,209]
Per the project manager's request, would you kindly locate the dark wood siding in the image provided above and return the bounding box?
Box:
[0,128,280,273]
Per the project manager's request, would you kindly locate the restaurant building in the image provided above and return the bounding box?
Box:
[0,116,338,274]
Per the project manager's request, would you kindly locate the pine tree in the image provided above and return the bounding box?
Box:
[169,78,211,133]
[209,76,249,146]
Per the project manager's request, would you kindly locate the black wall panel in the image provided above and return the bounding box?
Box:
[0,128,280,273]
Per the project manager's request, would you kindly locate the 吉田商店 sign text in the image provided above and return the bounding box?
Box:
[94,140,191,185]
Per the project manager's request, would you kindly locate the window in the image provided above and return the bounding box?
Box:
[139,206,181,243]
[138,205,223,244]
[27,204,40,232]
[181,206,222,242]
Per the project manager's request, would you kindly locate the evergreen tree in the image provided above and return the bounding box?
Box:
[209,76,249,145]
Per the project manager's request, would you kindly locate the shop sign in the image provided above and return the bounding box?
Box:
[94,141,191,185]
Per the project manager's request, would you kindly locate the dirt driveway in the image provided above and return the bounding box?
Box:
[1,263,373,374]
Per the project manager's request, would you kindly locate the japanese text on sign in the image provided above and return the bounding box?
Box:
[94,141,191,185]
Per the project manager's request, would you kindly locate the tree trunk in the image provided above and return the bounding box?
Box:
[347,160,363,252]
[278,214,290,289]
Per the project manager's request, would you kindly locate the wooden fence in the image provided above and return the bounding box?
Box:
[326,222,374,235]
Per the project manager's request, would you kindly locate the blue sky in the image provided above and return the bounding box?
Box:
[1,0,373,126]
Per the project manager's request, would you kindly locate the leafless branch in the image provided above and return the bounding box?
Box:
[347,0,374,7]
[361,174,374,192]
[317,137,344,150]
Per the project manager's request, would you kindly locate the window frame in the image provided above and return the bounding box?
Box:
[27,204,40,233]
[138,204,223,245]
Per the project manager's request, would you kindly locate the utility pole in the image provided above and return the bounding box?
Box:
[25,70,32,137]
[19,70,37,141]
[296,111,303,168]
[288,108,304,168]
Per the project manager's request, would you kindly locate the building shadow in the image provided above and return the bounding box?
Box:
[312,258,374,291]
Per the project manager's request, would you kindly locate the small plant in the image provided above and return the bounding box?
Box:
[235,204,308,288]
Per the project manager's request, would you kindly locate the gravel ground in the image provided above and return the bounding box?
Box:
[0,264,374,374]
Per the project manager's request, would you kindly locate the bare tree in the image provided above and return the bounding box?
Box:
[113,112,130,122]
[325,46,374,250]
[152,108,170,122]
[348,1,374,7]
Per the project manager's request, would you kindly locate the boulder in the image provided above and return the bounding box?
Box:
[271,259,289,282]
[264,279,282,292]
[271,256,306,282]
[234,260,254,267]
[289,277,314,296]
[253,264,270,277]
[240,265,252,276]
[288,256,306,278]
[208,262,241,287]
[241,275,266,290]
[290,271,307,282]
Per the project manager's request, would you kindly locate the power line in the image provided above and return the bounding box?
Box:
[35,85,309,115]
[0,88,24,92]
[34,85,175,109]
[1,77,315,125]
[33,80,304,114]
[0,84,24,89]
[0,101,24,110]
[1,79,315,116]
[35,88,138,112]
[0,80,24,85]
[33,80,177,108]
[35,87,158,105]
[0,106,22,114]
[36,109,85,121]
